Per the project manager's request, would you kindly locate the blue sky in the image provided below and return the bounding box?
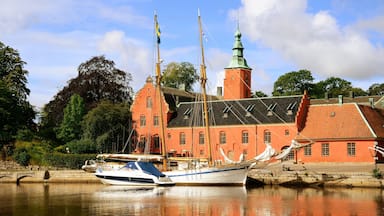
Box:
[1,0,384,109]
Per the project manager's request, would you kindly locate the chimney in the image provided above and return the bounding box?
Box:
[217,86,223,97]
[338,95,343,105]
[369,98,375,108]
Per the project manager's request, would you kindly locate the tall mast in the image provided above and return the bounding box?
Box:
[154,12,167,170]
[198,9,213,166]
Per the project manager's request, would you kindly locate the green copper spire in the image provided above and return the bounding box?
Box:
[226,27,251,69]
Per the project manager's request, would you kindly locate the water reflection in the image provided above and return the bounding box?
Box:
[0,184,383,216]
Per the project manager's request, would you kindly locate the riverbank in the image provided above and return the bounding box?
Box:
[248,161,384,188]
[1,161,384,187]
[0,169,100,184]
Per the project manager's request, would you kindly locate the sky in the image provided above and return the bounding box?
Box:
[1,0,384,109]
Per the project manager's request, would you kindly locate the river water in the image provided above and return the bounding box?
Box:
[0,183,383,216]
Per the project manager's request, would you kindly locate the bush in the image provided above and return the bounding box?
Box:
[65,138,97,154]
[16,129,35,141]
[13,148,31,166]
[372,168,382,179]
[43,153,96,169]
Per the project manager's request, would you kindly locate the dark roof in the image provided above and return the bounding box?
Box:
[167,95,302,127]
[161,86,219,112]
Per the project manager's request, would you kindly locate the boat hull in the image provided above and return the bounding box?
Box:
[94,161,175,186]
[164,165,249,186]
[95,171,174,186]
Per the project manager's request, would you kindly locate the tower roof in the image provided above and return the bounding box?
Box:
[225,28,251,69]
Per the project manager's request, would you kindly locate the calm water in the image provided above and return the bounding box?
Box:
[0,183,383,216]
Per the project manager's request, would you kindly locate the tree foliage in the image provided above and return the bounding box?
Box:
[82,101,131,153]
[0,41,35,145]
[57,94,85,143]
[315,77,353,98]
[252,90,268,98]
[41,56,133,141]
[272,69,314,96]
[368,83,384,96]
[162,62,198,92]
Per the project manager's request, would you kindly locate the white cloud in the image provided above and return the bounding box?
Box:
[98,31,152,91]
[232,0,384,81]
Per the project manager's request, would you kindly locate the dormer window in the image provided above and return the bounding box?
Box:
[286,101,297,115]
[223,105,232,118]
[245,104,255,117]
[183,108,193,119]
[267,103,277,116]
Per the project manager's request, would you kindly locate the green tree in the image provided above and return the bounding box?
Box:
[0,42,35,146]
[82,101,131,153]
[350,87,368,97]
[162,62,198,92]
[252,90,268,98]
[315,77,353,98]
[57,94,85,143]
[272,69,314,96]
[368,83,384,96]
[41,56,133,143]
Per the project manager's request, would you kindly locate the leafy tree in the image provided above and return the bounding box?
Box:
[65,138,97,154]
[13,147,30,166]
[57,94,85,143]
[315,77,353,98]
[0,42,35,146]
[368,83,384,96]
[41,56,133,142]
[350,87,367,97]
[162,62,198,91]
[272,69,314,96]
[82,101,131,153]
[252,90,268,98]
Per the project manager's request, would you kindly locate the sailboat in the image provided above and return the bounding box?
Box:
[160,10,252,186]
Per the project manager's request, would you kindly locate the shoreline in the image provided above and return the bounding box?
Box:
[247,162,384,188]
[1,162,383,188]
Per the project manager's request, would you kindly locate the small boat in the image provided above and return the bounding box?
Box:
[94,161,175,186]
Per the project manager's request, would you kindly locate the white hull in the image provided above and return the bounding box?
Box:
[164,164,249,186]
[95,161,175,186]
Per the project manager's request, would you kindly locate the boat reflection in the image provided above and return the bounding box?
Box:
[91,186,247,216]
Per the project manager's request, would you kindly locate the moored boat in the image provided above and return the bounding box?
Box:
[94,161,175,186]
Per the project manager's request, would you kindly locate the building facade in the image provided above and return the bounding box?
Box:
[130,29,384,164]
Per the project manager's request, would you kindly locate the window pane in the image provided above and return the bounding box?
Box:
[304,145,312,156]
[264,130,271,144]
[140,115,146,126]
[321,143,329,156]
[242,131,248,144]
[180,133,186,145]
[347,142,355,156]
[220,131,226,144]
[153,116,159,126]
[199,132,204,145]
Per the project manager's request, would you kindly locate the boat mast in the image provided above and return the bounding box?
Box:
[198,9,213,166]
[154,12,168,170]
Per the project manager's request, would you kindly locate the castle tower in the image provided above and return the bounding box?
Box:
[223,28,252,100]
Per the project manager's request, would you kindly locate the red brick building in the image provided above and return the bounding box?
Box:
[130,29,384,164]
